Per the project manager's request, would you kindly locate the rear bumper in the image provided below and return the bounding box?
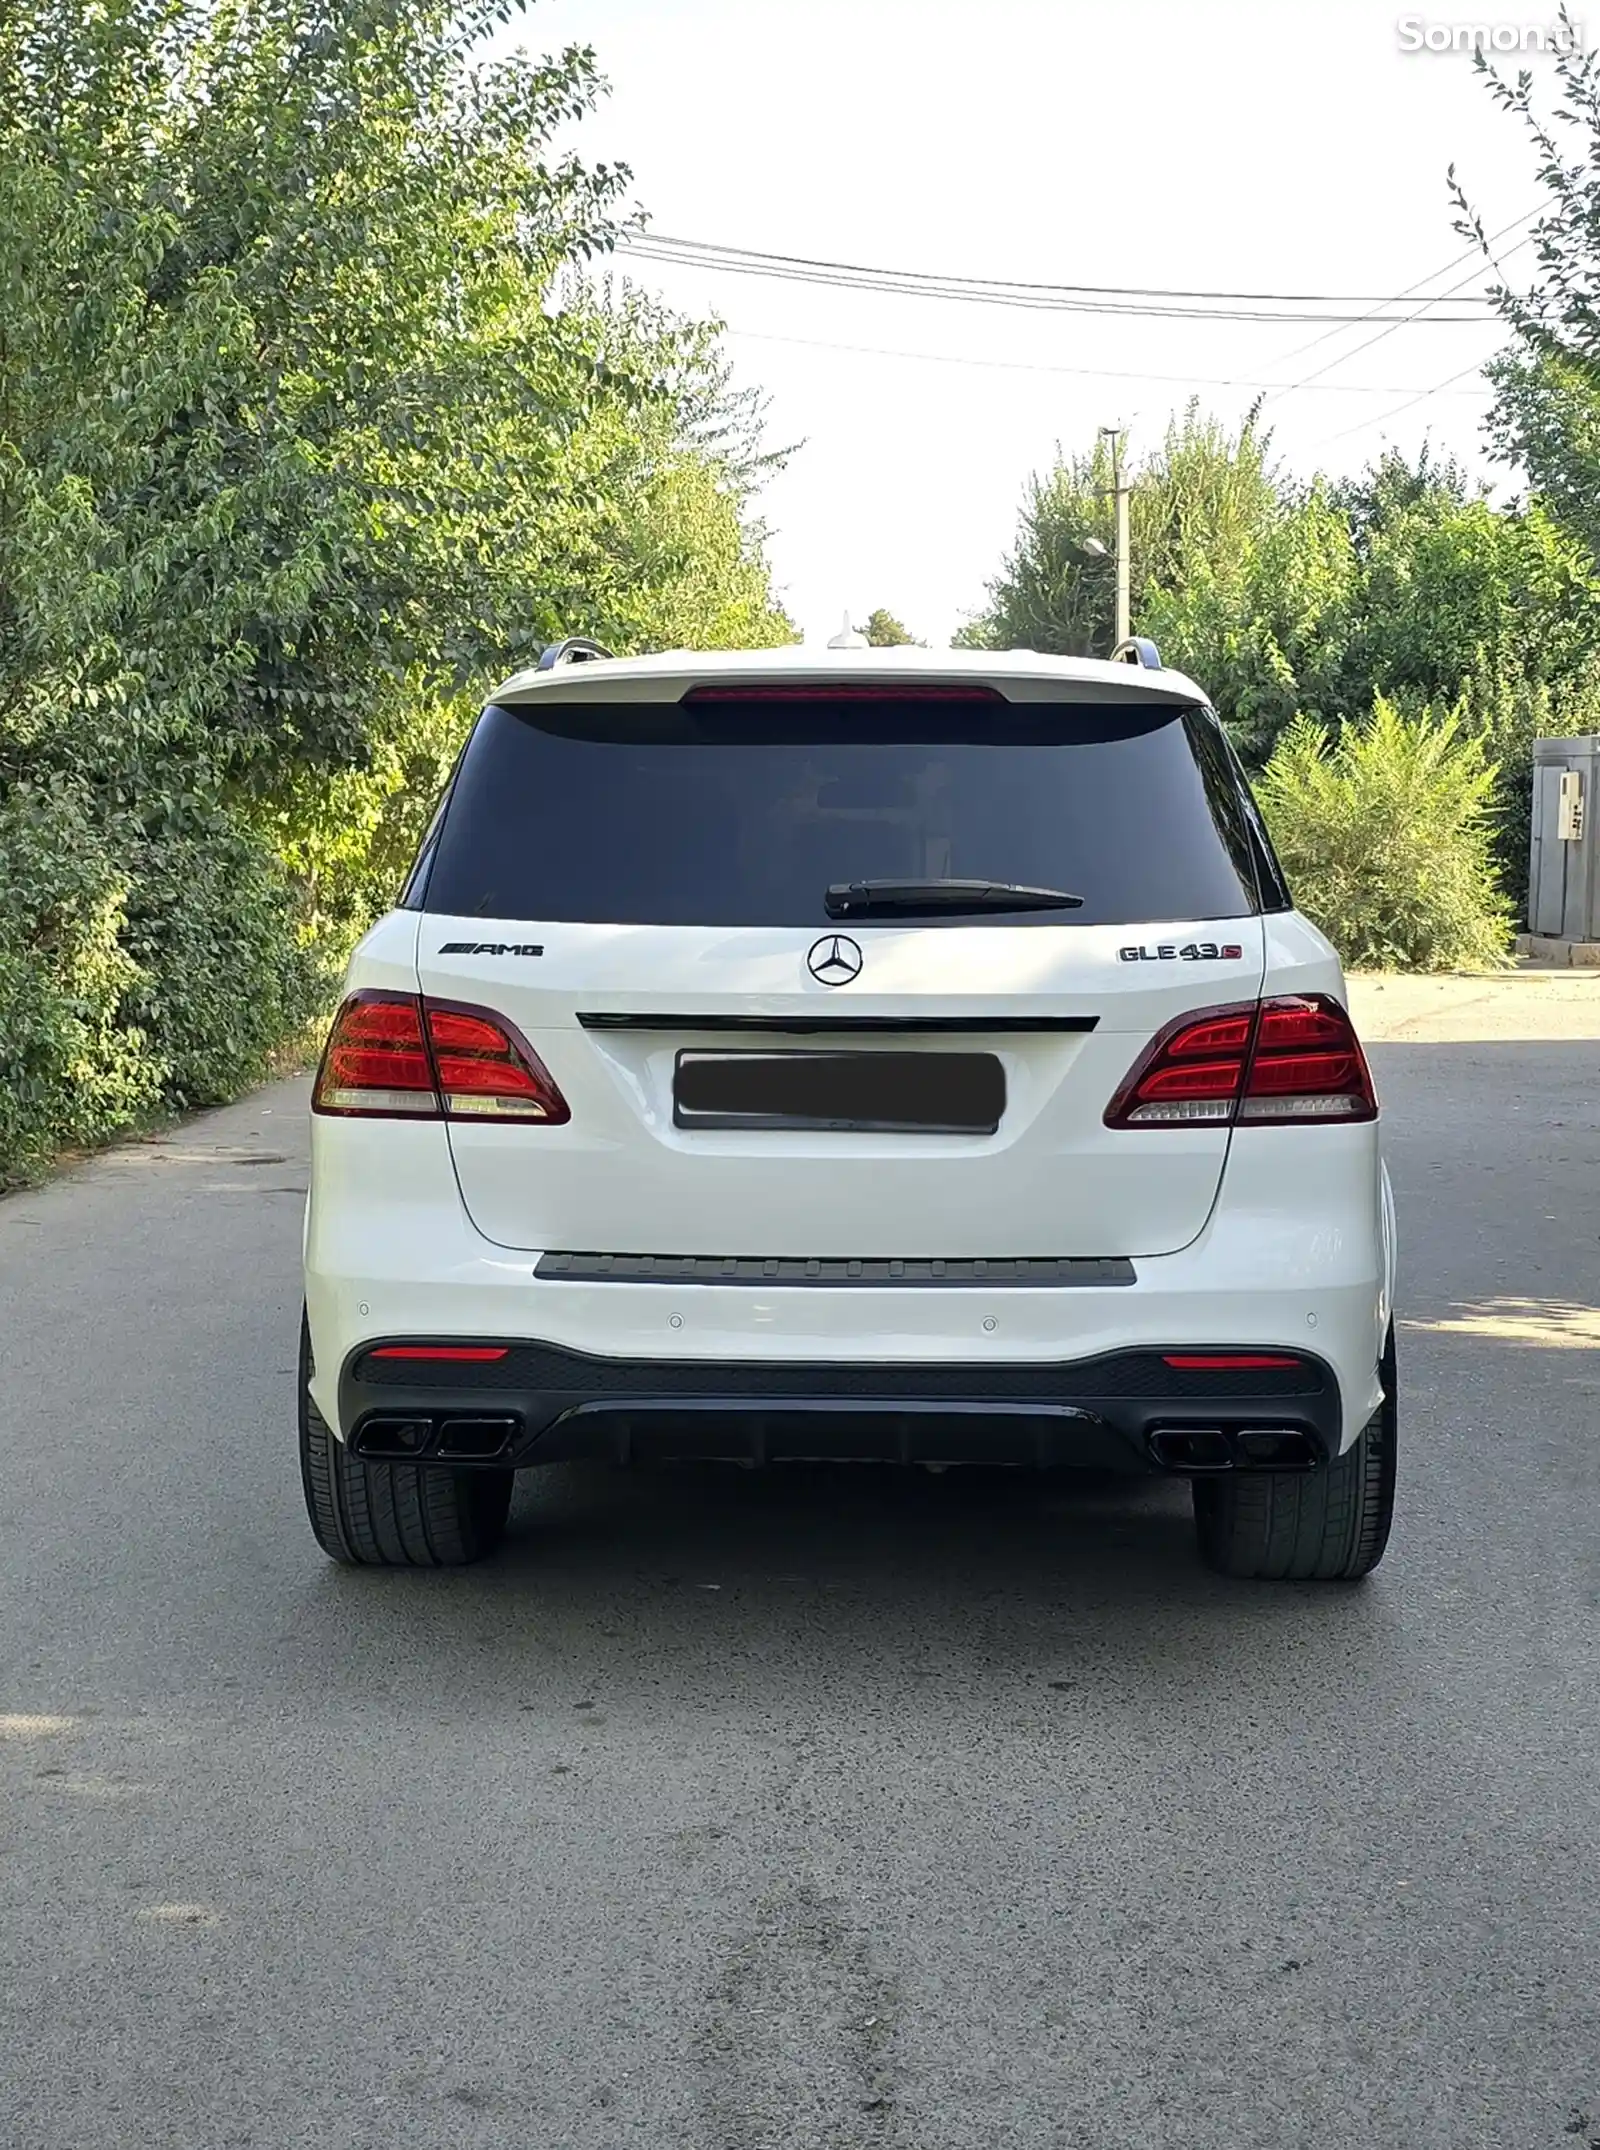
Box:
[337,1340,1341,1474]
[304,1121,1393,1454]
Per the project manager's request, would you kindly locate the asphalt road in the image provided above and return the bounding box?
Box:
[3,1027,1600,2150]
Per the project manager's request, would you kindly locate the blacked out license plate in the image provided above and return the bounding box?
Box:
[673,1050,1005,1134]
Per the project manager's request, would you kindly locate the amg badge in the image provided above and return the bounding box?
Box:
[1119,941,1243,963]
[438,941,544,957]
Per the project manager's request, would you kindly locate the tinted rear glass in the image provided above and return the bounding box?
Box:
[418,696,1259,927]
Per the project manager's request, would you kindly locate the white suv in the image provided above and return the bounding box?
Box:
[300,639,1396,1579]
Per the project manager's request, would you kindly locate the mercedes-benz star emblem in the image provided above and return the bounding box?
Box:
[807,934,864,987]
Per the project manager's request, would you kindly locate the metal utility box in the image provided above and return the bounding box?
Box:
[1528,736,1600,945]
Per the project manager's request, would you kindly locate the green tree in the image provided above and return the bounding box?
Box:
[1138,472,1353,767]
[1327,449,1600,907]
[963,408,1359,765]
[1330,453,1600,713]
[961,407,1353,764]
[1454,33,1600,565]
[954,435,1118,656]
[1445,44,1600,915]
[862,608,919,646]
[0,0,792,1183]
[960,406,1600,924]
[965,408,1293,660]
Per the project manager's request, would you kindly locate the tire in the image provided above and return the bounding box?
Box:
[1192,1327,1396,1582]
[298,1312,513,1567]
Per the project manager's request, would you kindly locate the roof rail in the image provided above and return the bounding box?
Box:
[535,636,615,671]
[1110,636,1163,669]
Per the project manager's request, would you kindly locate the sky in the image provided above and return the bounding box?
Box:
[502,0,1571,644]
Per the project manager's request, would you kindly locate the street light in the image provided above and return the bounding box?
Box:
[1064,537,1118,650]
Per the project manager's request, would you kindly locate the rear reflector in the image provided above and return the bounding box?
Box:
[1104,996,1376,1130]
[1162,1354,1302,1371]
[312,993,570,1124]
[369,1346,511,1362]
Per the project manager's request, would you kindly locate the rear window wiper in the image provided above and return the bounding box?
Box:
[824,878,1085,919]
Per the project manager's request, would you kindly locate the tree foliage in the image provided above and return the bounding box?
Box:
[961,410,1600,923]
[1453,25,1600,562]
[1329,452,1600,907]
[1258,698,1513,974]
[958,408,1355,763]
[1437,21,1600,917]
[862,608,919,646]
[0,0,793,1183]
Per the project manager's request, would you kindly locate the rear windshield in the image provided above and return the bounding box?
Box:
[414,695,1261,927]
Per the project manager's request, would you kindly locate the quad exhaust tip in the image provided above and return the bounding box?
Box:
[1148,1425,1319,1474]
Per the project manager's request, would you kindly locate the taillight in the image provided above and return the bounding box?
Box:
[312,993,570,1123]
[425,1003,569,1122]
[312,994,437,1116]
[1105,996,1376,1130]
[1234,1000,1374,1123]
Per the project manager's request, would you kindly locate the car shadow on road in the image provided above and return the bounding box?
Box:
[505,1454,1200,1598]
[286,1457,1405,1721]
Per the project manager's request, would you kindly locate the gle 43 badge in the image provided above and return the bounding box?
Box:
[1119,941,1244,963]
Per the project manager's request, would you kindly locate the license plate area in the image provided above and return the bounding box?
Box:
[673,1050,1006,1135]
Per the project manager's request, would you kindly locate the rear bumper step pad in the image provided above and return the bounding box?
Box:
[533,1252,1136,1287]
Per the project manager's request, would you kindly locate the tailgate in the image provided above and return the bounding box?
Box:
[408,675,1272,1262]
[419,917,1265,1260]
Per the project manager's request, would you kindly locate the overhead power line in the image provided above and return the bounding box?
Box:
[617,232,1504,325]
[723,324,1491,399]
[1254,205,1539,382]
[1258,209,1538,406]
[1310,358,1498,454]
[616,217,1543,450]
[622,232,1504,308]
[1272,206,1543,452]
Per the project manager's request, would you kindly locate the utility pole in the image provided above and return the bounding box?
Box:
[1100,425,1131,647]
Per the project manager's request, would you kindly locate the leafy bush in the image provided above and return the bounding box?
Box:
[1257,697,1514,973]
[0,778,324,1186]
[0,783,164,1179]
[120,806,324,1110]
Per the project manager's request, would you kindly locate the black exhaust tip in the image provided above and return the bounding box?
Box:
[435,1416,518,1461]
[1150,1425,1321,1474]
[353,1416,434,1460]
[1149,1426,1233,1473]
[1232,1428,1319,1471]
